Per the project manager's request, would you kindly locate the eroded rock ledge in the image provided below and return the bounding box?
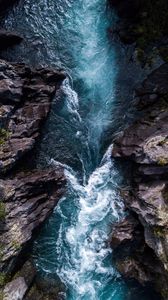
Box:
[111,63,168,299]
[0,59,65,174]
[0,58,66,299]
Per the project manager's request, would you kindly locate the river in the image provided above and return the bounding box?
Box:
[1,0,160,299]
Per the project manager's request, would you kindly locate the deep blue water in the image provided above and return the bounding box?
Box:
[2,0,160,299]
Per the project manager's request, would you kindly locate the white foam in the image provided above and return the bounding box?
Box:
[51,145,124,299]
[61,77,82,123]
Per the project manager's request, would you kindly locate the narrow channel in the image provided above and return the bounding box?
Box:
[1,0,160,299]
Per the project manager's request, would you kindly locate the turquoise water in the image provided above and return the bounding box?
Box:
[2,0,160,299]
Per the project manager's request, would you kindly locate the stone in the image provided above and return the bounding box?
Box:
[112,63,168,298]
[0,59,66,174]
[3,277,28,300]
[111,215,139,249]
[0,168,66,273]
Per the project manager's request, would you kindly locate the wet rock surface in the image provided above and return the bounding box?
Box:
[0,168,66,273]
[0,59,65,174]
[112,63,168,299]
[0,52,66,299]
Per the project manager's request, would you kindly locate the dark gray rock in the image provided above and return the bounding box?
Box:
[112,63,168,299]
[0,168,66,273]
[0,59,65,174]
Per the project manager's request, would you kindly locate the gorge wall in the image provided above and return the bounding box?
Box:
[110,1,168,299]
[0,0,167,299]
[0,1,67,299]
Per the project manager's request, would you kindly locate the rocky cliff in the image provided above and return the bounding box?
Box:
[0,2,67,299]
[0,59,66,299]
[110,1,168,299]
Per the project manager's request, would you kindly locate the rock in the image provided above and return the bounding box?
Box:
[111,214,167,291]
[3,277,28,300]
[116,258,150,285]
[0,59,65,174]
[0,168,66,273]
[124,182,168,270]
[112,63,168,298]
[0,30,22,50]
[111,215,139,249]
[0,60,23,105]
[113,64,168,170]
[25,274,66,300]
[135,63,168,109]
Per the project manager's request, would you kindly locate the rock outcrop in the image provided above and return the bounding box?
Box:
[0,58,66,298]
[112,63,168,299]
[0,168,66,274]
[0,1,67,297]
[0,59,65,174]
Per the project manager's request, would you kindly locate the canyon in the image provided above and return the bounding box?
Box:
[0,0,167,299]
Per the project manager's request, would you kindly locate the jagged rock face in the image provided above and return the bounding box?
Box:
[111,215,167,290]
[124,182,168,272]
[0,59,65,174]
[113,105,168,167]
[0,168,66,273]
[0,59,66,298]
[113,64,168,176]
[111,215,140,249]
[112,63,168,299]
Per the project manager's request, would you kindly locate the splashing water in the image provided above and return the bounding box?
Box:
[2,0,160,299]
[37,146,126,300]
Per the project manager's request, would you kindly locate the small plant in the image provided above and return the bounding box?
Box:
[11,240,21,251]
[0,202,5,221]
[154,227,165,238]
[0,128,10,146]
[0,290,3,300]
[157,157,168,166]
[0,273,6,287]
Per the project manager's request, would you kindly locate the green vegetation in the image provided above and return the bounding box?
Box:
[0,202,5,221]
[161,289,168,299]
[0,273,6,288]
[0,290,3,300]
[154,227,165,238]
[157,157,168,166]
[11,240,21,251]
[0,243,5,261]
[0,128,10,146]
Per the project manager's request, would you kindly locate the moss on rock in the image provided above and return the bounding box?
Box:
[0,202,5,221]
[0,129,10,146]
